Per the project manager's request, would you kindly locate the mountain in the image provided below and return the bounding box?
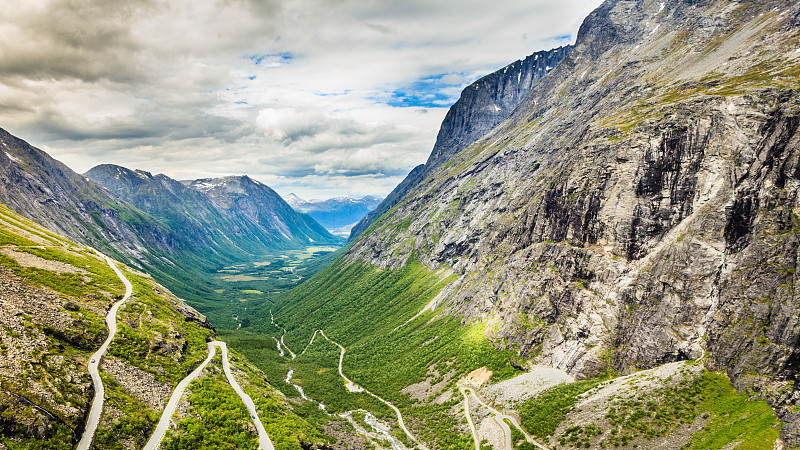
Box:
[284,194,383,235]
[85,165,337,250]
[0,203,322,449]
[283,193,307,208]
[184,176,334,245]
[0,128,178,261]
[349,45,572,239]
[0,130,340,327]
[270,0,800,447]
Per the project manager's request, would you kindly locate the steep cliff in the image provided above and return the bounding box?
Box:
[342,0,800,443]
[350,45,573,239]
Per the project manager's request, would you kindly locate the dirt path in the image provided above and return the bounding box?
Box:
[270,309,296,359]
[279,326,429,450]
[317,330,429,450]
[76,251,133,450]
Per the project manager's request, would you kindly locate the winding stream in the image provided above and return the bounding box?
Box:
[364,412,403,450]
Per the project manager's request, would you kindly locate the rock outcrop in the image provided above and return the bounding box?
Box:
[350,45,573,239]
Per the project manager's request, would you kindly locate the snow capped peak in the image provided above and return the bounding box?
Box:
[284,193,308,206]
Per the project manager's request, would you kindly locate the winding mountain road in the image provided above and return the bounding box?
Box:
[460,387,480,450]
[464,385,548,450]
[76,251,133,450]
[143,342,218,450]
[316,330,429,450]
[76,254,274,449]
[217,341,274,450]
[143,340,274,450]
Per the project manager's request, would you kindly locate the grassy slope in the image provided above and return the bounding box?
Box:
[518,368,780,449]
[228,256,522,449]
[0,204,123,449]
[0,203,324,449]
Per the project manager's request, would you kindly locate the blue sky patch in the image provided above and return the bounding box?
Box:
[382,72,472,108]
[249,52,294,66]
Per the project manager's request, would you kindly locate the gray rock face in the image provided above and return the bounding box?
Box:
[347,0,800,440]
[426,45,573,170]
[184,175,335,245]
[349,46,572,240]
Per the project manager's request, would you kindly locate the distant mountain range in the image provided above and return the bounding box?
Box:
[283,193,382,236]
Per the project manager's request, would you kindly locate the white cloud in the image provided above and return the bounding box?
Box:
[0,0,603,199]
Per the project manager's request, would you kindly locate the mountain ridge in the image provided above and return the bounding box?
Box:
[350,45,574,239]
[85,164,337,251]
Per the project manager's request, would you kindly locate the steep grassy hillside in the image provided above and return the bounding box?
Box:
[0,203,326,450]
[231,257,523,448]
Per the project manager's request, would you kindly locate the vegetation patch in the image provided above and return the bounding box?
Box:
[233,256,523,449]
[162,355,259,450]
[683,372,781,449]
[536,370,780,449]
[519,379,601,439]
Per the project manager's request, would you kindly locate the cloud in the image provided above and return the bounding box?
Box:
[0,0,603,199]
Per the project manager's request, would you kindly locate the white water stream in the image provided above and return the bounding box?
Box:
[364,412,403,450]
[284,369,308,400]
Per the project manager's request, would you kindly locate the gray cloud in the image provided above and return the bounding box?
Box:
[0,0,603,199]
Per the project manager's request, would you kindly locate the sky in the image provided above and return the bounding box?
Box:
[0,0,603,200]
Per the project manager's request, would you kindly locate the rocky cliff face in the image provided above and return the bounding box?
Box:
[350,45,573,239]
[346,0,800,443]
